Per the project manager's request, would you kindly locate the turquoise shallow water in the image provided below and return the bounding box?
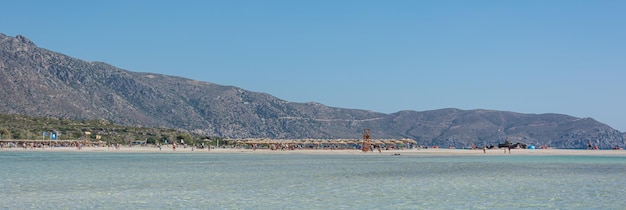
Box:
[1,152,625,209]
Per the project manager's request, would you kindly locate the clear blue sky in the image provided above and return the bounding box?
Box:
[2,0,625,131]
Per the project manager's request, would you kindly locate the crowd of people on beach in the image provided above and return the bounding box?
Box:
[1,139,624,152]
[0,141,85,149]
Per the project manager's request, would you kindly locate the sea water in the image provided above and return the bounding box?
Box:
[1,151,625,209]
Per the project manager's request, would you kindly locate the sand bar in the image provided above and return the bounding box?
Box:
[1,146,625,156]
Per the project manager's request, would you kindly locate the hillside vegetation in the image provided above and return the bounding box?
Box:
[0,113,212,145]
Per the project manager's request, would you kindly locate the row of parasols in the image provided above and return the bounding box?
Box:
[218,138,418,146]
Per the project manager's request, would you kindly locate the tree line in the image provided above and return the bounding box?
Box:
[0,113,221,145]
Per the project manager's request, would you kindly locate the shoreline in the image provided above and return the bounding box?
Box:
[1,146,625,156]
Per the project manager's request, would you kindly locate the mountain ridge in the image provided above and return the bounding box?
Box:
[1,33,623,148]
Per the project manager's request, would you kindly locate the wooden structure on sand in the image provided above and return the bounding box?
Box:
[361,129,371,152]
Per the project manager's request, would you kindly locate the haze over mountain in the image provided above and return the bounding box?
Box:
[1,33,623,148]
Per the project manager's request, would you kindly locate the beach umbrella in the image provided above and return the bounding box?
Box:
[402,139,417,144]
[372,140,384,145]
[380,139,393,145]
[392,140,405,144]
[346,140,358,145]
[201,139,213,146]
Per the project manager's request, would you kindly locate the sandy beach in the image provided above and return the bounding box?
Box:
[2,145,625,156]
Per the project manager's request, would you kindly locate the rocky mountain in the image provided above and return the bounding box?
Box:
[1,33,624,148]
